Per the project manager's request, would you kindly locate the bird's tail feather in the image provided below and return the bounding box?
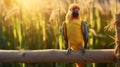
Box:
[75,62,85,67]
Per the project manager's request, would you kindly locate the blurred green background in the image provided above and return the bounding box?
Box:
[0,0,119,67]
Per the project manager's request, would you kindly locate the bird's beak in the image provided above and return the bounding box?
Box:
[73,9,79,18]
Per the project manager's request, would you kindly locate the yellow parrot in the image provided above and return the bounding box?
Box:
[62,3,89,67]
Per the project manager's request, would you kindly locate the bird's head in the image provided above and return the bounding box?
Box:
[66,3,80,21]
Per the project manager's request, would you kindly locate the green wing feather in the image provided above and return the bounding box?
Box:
[61,22,68,46]
[81,21,89,48]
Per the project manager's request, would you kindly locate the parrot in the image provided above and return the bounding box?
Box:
[62,3,89,67]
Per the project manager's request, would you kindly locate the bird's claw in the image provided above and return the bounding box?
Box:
[66,47,72,55]
[80,48,86,55]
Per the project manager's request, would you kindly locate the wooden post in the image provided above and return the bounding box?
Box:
[115,14,120,67]
[0,49,116,63]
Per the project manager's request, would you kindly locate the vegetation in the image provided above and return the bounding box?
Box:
[0,0,119,67]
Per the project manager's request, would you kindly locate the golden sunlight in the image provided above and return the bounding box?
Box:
[16,0,53,10]
[17,0,35,10]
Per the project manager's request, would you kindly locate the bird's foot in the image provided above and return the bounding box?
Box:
[66,47,72,55]
[80,48,86,55]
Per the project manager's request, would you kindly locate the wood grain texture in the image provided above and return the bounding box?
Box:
[0,49,116,63]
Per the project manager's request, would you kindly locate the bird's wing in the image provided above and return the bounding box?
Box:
[61,22,68,45]
[81,21,89,48]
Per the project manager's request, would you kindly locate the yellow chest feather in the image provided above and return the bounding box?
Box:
[66,20,84,50]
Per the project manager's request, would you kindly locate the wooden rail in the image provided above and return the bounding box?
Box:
[0,49,116,63]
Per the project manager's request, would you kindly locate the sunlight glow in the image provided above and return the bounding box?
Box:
[17,0,34,10]
[16,0,51,10]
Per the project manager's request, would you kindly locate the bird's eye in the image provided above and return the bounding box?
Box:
[69,9,72,11]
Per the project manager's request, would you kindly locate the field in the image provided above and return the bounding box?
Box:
[0,0,119,67]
